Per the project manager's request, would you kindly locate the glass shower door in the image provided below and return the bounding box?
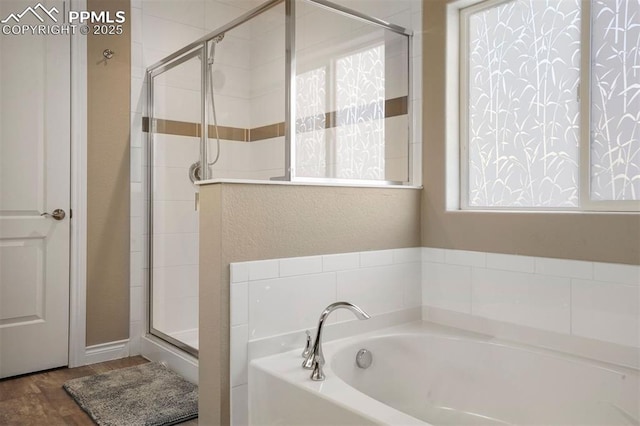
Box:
[148,50,203,356]
[145,1,288,357]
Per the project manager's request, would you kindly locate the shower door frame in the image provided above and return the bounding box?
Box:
[146,46,208,358]
[144,0,413,357]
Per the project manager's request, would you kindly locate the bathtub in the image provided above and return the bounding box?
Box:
[249,322,639,425]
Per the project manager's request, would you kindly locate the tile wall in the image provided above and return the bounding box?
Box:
[208,3,287,180]
[232,247,639,424]
[230,247,423,425]
[422,247,640,348]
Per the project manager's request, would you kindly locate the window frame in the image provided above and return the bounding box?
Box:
[458,0,640,212]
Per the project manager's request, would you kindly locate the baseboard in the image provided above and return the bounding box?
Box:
[84,339,130,365]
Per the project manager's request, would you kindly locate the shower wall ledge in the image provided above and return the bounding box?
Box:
[196,178,422,190]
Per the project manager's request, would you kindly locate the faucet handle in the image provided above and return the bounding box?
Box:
[301,330,312,358]
[302,330,315,369]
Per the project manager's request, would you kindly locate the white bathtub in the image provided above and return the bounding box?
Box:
[249,322,639,425]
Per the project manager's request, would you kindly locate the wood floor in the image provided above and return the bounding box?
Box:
[0,356,198,426]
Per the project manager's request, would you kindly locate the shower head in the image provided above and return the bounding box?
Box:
[207,33,225,65]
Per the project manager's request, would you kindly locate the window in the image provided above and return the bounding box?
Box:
[460,0,639,210]
[296,67,328,178]
[335,45,386,180]
[295,44,388,181]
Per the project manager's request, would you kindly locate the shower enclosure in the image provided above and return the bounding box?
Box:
[145,0,413,356]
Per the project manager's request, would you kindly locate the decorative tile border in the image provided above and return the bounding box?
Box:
[142,117,249,141]
[142,96,409,142]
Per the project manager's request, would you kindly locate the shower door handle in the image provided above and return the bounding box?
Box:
[40,209,66,221]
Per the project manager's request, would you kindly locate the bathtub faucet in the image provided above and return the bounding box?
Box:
[302,301,371,381]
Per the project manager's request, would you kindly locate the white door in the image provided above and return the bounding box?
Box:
[0,0,70,379]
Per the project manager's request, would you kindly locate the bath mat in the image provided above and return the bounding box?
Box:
[63,362,197,426]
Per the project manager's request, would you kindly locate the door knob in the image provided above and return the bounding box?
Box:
[41,209,66,221]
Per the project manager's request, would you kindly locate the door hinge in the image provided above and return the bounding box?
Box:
[70,209,73,219]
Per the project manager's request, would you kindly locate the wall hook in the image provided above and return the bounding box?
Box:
[103,49,114,60]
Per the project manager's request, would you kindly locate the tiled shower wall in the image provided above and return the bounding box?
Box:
[209,3,286,180]
[129,0,264,352]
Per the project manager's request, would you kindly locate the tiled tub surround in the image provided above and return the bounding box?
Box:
[421,248,640,365]
[232,247,639,424]
[230,248,423,425]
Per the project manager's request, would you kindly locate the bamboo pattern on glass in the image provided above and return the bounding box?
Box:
[468,0,581,207]
[296,67,327,178]
[590,0,640,201]
[335,45,385,180]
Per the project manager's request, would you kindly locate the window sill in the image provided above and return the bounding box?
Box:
[449,208,639,215]
[196,178,422,190]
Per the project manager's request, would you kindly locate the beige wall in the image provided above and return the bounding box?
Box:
[421,0,640,266]
[86,0,132,346]
[199,183,421,424]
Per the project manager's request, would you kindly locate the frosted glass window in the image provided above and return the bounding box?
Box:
[467,0,581,207]
[590,0,640,201]
[296,68,327,178]
[464,0,639,209]
[335,45,386,180]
